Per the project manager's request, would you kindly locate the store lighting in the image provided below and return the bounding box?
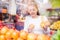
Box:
[2,0,5,1]
[43,0,48,3]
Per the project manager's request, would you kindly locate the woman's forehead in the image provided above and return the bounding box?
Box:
[28,6,37,10]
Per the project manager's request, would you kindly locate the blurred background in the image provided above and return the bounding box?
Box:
[0,0,60,40]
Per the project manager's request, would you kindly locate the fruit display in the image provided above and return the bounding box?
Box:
[0,20,51,40]
[0,26,9,35]
[50,21,60,29]
[0,26,51,40]
[17,37,24,40]
[0,35,6,40]
[37,34,51,40]
[20,30,28,40]
[51,30,60,40]
[27,33,37,40]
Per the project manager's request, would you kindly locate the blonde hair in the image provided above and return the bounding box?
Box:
[28,2,38,10]
[27,2,40,15]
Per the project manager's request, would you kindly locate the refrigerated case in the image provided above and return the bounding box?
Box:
[47,8,60,24]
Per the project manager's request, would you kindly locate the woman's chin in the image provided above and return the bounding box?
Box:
[31,15,37,18]
[31,15,35,17]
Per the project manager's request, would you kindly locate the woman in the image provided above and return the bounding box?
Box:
[24,3,50,34]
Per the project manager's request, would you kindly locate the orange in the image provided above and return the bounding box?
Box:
[1,27,9,35]
[27,33,37,40]
[20,30,28,40]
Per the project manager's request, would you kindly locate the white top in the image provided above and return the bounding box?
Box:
[24,16,48,34]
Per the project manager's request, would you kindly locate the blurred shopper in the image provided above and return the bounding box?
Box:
[8,0,16,22]
[14,14,24,31]
[24,3,50,34]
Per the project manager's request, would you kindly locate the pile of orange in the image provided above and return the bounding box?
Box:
[0,27,51,40]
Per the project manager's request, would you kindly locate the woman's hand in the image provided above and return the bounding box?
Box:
[28,24,34,33]
[45,21,50,27]
[40,21,50,28]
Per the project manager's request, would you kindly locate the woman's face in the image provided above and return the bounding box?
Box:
[28,6,38,17]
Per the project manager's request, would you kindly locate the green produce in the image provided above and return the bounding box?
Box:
[51,30,60,40]
[50,0,60,8]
